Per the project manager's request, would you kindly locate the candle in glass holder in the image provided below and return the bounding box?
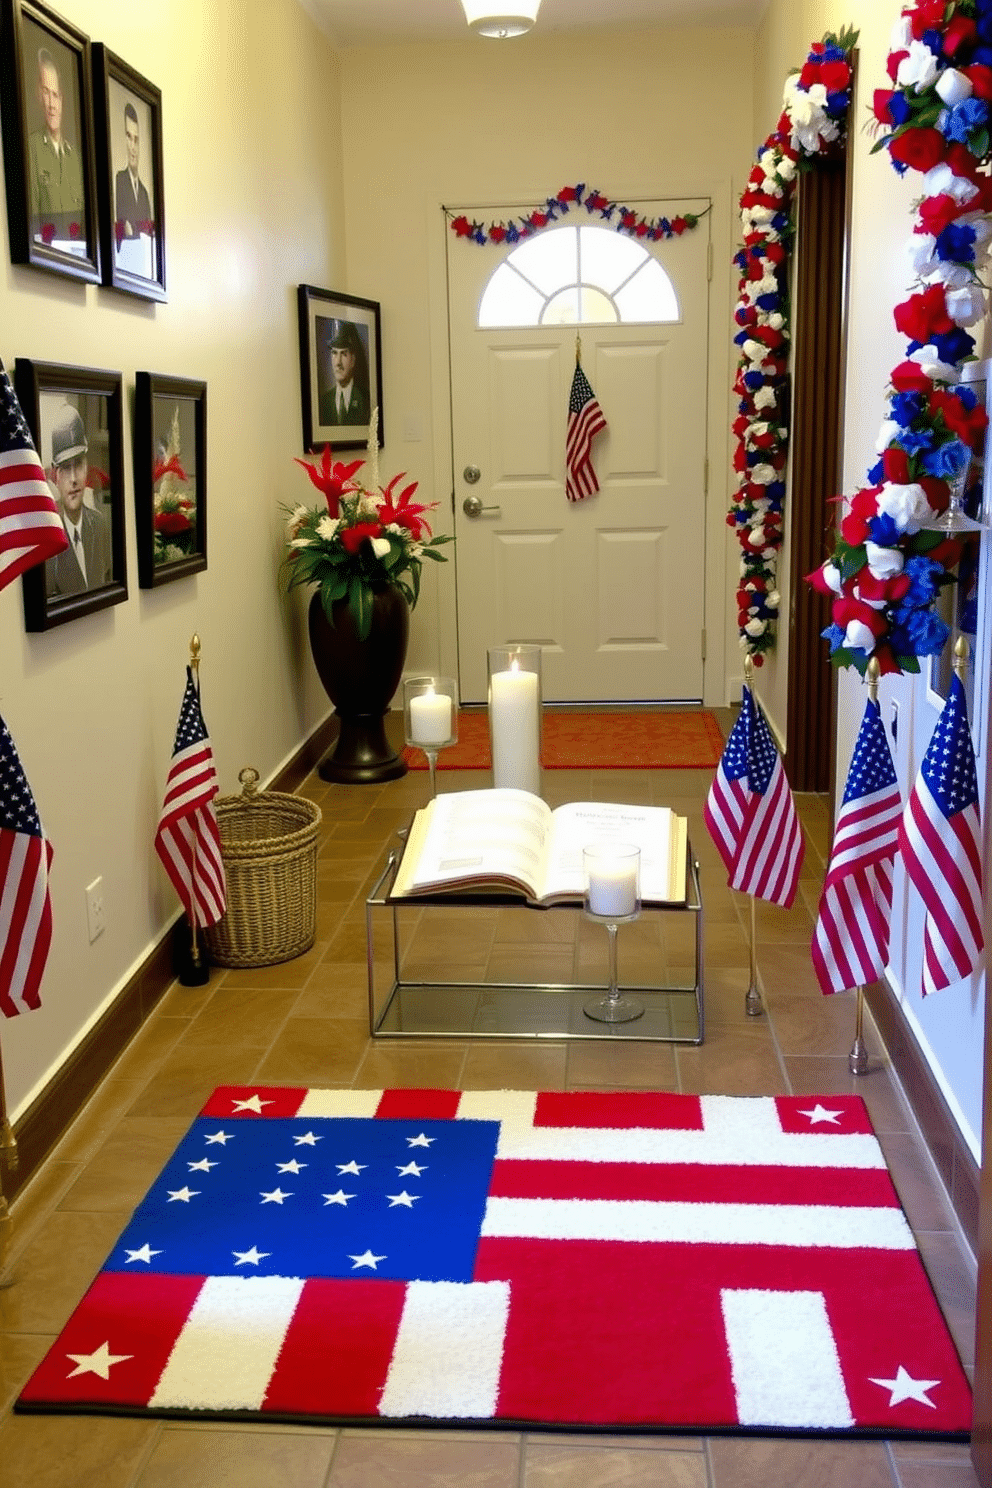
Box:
[585,845,639,918]
[409,686,452,746]
[490,659,540,794]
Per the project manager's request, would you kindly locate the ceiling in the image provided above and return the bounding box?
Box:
[305,0,768,49]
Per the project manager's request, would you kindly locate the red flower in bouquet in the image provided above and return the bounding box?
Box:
[293,447,364,519]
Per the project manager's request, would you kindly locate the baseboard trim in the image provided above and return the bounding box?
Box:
[866,978,980,1253]
[5,716,337,1207]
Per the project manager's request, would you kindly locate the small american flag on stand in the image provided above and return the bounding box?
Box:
[704,683,804,908]
[812,696,901,996]
[899,672,983,995]
[565,362,607,503]
[154,668,226,930]
[0,363,68,591]
[0,713,54,1017]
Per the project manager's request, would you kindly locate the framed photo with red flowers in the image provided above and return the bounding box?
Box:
[91,46,166,302]
[298,284,384,453]
[14,358,128,630]
[133,372,207,588]
[0,0,101,284]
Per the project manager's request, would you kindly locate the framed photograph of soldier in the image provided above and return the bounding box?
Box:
[133,372,207,588]
[14,359,127,631]
[298,284,383,453]
[0,0,101,283]
[92,46,166,302]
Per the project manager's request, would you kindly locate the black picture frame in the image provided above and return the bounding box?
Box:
[0,0,100,283]
[91,46,166,302]
[298,284,383,452]
[133,372,207,588]
[15,358,127,630]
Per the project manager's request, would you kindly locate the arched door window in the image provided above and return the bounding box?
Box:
[477,225,680,328]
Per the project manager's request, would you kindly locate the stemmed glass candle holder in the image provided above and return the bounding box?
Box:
[583,842,644,1024]
[487,645,542,796]
[404,676,457,799]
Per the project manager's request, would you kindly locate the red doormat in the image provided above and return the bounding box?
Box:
[404,710,725,770]
[17,1088,970,1437]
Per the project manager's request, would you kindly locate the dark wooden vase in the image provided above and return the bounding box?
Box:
[307,587,409,784]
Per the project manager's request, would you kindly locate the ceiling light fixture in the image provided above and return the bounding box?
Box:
[460,0,541,39]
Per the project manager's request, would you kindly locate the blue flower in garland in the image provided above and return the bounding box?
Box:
[867,458,884,484]
[889,93,913,127]
[954,385,979,413]
[943,98,990,145]
[898,556,944,610]
[900,608,950,656]
[821,623,847,653]
[868,512,902,547]
[922,438,969,479]
[898,427,936,457]
[934,222,977,263]
[930,327,976,365]
[891,391,923,427]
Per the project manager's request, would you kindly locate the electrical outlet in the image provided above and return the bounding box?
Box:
[85,877,105,942]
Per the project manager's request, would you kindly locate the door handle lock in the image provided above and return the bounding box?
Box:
[462,494,502,519]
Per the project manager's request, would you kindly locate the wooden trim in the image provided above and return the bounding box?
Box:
[865,978,979,1253]
[5,715,337,1206]
[785,151,848,792]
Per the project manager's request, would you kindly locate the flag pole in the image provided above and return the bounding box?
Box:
[0,1030,18,1287]
[178,633,210,988]
[846,657,882,1075]
[575,332,581,367]
[742,656,763,1016]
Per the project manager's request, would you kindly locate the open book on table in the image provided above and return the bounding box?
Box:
[391,789,688,906]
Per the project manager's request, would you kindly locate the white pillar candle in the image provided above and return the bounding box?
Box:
[409,687,452,746]
[490,662,540,795]
[587,855,639,918]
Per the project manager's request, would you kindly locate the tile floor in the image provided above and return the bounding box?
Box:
[0,709,980,1487]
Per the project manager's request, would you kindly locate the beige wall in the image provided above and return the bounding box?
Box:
[2,0,344,1116]
[337,24,757,705]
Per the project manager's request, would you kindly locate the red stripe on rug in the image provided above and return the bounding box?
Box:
[403,709,725,771]
[488,1159,901,1209]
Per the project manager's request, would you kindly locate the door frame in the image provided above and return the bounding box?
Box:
[423,176,740,709]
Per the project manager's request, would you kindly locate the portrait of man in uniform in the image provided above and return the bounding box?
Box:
[24,26,86,251]
[109,76,157,280]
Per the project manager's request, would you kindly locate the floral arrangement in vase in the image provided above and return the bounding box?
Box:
[152,406,197,567]
[283,415,452,641]
[807,0,992,676]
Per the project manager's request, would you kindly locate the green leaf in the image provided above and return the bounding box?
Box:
[349,577,373,641]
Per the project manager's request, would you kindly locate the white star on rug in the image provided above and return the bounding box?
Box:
[260,1187,292,1205]
[386,1190,420,1208]
[397,1161,426,1177]
[204,1130,233,1145]
[167,1186,199,1203]
[869,1366,939,1408]
[66,1342,133,1380]
[233,1246,271,1266]
[277,1160,307,1174]
[349,1250,386,1270]
[798,1103,843,1125]
[406,1133,434,1148]
[124,1244,162,1264]
[231,1095,273,1114]
[322,1190,355,1206]
[337,1161,366,1176]
[187,1158,218,1173]
[293,1132,322,1146]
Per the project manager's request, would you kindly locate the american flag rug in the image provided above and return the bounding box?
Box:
[17,1088,971,1437]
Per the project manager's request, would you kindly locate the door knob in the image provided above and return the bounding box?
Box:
[463,465,482,484]
[462,494,502,518]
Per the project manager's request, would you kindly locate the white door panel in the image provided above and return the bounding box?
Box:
[448,200,710,703]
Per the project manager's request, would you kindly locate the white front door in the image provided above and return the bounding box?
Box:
[447,198,711,704]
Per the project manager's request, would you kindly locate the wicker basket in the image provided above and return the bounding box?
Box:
[204,767,322,968]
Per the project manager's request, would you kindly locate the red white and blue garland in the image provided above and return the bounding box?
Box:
[449,185,710,246]
[807,0,992,677]
[730,29,858,665]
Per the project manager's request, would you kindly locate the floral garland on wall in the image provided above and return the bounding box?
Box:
[449,185,710,246]
[807,0,992,677]
[730,30,858,665]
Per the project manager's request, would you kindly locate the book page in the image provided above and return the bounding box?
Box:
[541,802,687,904]
[392,788,553,897]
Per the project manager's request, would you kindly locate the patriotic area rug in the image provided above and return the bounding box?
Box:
[17,1088,971,1438]
[403,710,725,771]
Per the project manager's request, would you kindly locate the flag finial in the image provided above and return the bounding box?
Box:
[953,634,969,682]
[743,653,754,687]
[866,655,879,704]
[190,633,201,677]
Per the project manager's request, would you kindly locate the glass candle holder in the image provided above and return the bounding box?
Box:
[582,842,644,1024]
[487,645,542,796]
[403,676,457,799]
